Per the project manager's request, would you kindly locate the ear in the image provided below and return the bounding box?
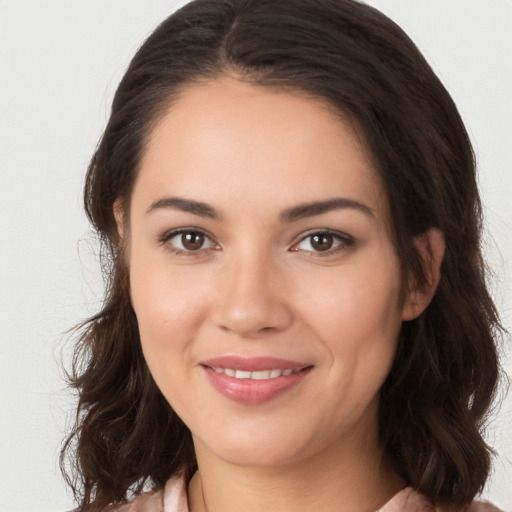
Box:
[113,199,124,241]
[402,228,445,321]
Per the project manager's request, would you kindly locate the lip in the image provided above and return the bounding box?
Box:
[201,356,308,372]
[201,356,313,405]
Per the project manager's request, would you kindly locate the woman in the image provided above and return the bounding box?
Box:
[62,0,505,510]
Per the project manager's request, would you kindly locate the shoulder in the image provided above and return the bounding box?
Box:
[379,487,504,512]
[104,488,165,512]
[104,475,188,512]
[462,501,504,512]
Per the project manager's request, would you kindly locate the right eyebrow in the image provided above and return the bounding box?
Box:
[146,196,221,220]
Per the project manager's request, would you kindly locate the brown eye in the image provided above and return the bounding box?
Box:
[181,232,205,250]
[163,229,216,254]
[310,234,334,251]
[292,230,352,255]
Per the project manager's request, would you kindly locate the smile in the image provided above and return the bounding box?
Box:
[210,367,302,379]
[201,356,313,404]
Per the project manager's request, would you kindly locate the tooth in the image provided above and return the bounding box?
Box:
[251,370,271,380]
[216,367,299,379]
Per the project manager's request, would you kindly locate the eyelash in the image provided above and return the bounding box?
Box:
[158,228,354,257]
[291,229,354,257]
[158,228,218,256]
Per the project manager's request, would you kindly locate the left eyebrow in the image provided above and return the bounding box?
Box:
[280,198,374,223]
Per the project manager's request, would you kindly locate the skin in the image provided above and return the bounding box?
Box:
[121,76,443,512]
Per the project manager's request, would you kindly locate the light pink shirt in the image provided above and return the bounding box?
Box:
[110,476,502,512]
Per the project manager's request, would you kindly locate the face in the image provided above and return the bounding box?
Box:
[126,77,409,468]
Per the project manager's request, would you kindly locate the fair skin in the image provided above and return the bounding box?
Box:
[120,76,444,512]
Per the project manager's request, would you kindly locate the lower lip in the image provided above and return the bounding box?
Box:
[203,366,312,405]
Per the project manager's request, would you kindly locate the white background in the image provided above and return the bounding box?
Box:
[0,1,510,511]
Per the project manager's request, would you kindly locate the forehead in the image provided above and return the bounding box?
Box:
[134,76,388,221]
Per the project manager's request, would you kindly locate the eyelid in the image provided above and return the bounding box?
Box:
[158,227,219,255]
[290,228,354,256]
[157,227,354,257]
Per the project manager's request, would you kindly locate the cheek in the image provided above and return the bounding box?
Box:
[128,247,209,370]
[297,260,403,346]
[293,254,403,399]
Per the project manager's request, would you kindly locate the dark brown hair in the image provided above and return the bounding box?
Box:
[62,0,503,510]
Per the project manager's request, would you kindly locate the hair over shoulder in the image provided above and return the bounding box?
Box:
[61,1,503,510]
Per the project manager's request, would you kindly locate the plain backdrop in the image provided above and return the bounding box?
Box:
[0,1,510,511]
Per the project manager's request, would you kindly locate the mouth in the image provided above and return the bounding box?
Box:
[208,367,304,379]
[200,356,313,404]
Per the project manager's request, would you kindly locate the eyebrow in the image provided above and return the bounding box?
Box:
[280,197,374,222]
[146,196,374,222]
[146,197,220,219]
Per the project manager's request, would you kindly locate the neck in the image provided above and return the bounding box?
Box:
[188,427,405,512]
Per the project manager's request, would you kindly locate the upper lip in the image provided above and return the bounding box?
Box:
[200,356,311,372]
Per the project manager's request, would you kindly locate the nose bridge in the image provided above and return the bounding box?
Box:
[212,244,292,336]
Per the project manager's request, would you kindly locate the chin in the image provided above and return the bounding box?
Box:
[193,424,314,468]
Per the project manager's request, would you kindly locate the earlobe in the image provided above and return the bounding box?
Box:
[402,228,445,321]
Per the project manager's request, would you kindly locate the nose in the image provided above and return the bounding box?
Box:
[210,253,293,338]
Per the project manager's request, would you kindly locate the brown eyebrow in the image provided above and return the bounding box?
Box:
[146,196,374,222]
[280,198,374,222]
[146,197,221,219]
